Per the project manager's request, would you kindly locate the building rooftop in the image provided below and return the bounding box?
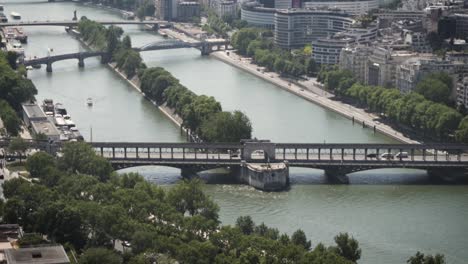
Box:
[22,104,46,120]
[4,245,70,264]
[30,120,60,137]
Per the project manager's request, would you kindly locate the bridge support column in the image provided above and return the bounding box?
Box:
[324,167,351,184]
[78,57,85,68]
[201,44,211,56]
[46,62,53,73]
[427,168,467,183]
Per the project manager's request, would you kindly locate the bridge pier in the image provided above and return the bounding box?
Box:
[324,167,351,184]
[427,168,467,183]
[200,44,211,56]
[78,57,85,68]
[46,62,53,73]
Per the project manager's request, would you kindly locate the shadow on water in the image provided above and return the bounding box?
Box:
[117,166,468,186]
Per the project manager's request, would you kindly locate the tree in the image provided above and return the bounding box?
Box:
[6,51,18,69]
[331,233,361,263]
[79,248,122,264]
[200,111,252,142]
[8,137,28,163]
[291,229,311,250]
[18,233,47,247]
[407,251,445,264]
[167,179,219,222]
[456,116,468,143]
[415,78,451,104]
[236,216,254,235]
[58,142,113,182]
[122,35,132,50]
[26,152,55,178]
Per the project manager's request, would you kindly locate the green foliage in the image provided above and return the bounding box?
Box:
[407,251,445,264]
[8,137,28,162]
[236,216,255,235]
[79,248,122,264]
[114,49,144,78]
[346,84,463,140]
[140,66,250,142]
[232,28,313,77]
[455,116,468,143]
[203,13,231,38]
[0,100,22,136]
[330,233,361,263]
[291,229,311,250]
[199,111,251,142]
[26,151,55,178]
[58,142,113,182]
[415,73,452,104]
[0,52,37,111]
[136,0,155,20]
[17,233,47,247]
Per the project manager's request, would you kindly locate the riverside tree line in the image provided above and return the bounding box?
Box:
[0,142,445,263]
[78,18,252,142]
[317,66,468,143]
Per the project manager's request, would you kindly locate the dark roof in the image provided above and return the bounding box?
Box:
[4,245,70,264]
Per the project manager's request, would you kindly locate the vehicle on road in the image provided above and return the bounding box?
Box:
[380,153,394,160]
[366,153,377,159]
[395,152,409,159]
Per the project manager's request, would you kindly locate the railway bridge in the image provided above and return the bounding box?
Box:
[3,140,467,190]
[22,39,231,72]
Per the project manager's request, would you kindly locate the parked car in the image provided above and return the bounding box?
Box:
[380,153,394,160]
[366,153,377,159]
[395,152,409,159]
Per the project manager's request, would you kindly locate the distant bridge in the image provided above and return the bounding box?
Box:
[22,39,231,72]
[6,140,468,181]
[0,20,166,28]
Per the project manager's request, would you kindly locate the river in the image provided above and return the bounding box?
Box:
[5,1,468,263]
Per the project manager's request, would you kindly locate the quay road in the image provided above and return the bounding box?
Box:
[211,51,420,144]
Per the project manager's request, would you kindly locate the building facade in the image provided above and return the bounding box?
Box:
[241,2,276,29]
[339,44,371,83]
[457,76,468,109]
[302,0,378,16]
[274,8,353,49]
[211,0,237,17]
[155,0,177,20]
[177,2,200,21]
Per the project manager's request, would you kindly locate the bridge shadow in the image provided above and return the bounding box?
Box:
[289,167,468,185]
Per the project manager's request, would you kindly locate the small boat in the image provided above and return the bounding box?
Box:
[86,98,93,106]
[10,12,21,20]
[32,64,41,69]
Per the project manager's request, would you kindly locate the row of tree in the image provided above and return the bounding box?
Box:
[77,18,251,142]
[0,142,363,263]
[318,66,468,141]
[231,28,317,78]
[139,67,252,142]
[347,84,463,140]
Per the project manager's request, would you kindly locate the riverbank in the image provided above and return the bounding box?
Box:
[70,31,187,133]
[157,26,418,144]
[106,63,185,130]
[210,51,420,144]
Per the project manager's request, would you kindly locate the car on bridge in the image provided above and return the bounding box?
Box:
[366,153,377,159]
[380,153,394,160]
[395,152,409,159]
